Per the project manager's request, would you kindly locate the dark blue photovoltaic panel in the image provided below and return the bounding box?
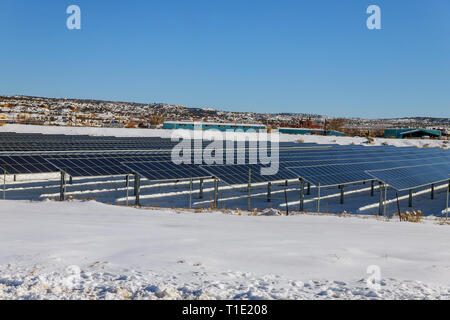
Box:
[122,162,212,181]
[366,162,450,191]
[0,155,58,174]
[280,154,450,166]
[279,148,448,163]
[1,131,449,186]
[286,156,450,187]
[45,158,128,177]
[201,164,295,185]
[286,166,371,187]
[0,132,316,152]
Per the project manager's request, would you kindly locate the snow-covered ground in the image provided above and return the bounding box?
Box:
[0,124,449,300]
[0,200,449,300]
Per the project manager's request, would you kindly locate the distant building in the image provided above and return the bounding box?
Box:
[163,121,266,132]
[384,128,442,139]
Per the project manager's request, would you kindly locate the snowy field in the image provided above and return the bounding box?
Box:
[0,124,449,300]
[0,200,449,300]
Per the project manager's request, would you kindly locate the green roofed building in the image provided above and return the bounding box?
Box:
[163,121,266,132]
[384,128,442,139]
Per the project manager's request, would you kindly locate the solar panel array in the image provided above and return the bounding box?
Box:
[0,133,299,152]
[0,132,449,191]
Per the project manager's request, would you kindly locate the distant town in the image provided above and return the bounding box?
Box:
[0,95,448,139]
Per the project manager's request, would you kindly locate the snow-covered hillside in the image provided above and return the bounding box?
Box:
[0,200,449,300]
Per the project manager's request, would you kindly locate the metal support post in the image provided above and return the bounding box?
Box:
[189,178,193,209]
[134,173,141,206]
[247,169,252,211]
[299,179,305,212]
[125,175,130,206]
[378,182,383,216]
[3,169,6,200]
[213,179,219,209]
[445,180,449,221]
[408,189,412,208]
[317,180,321,213]
[60,171,66,201]
[199,178,204,199]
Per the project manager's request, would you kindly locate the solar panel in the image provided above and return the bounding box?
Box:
[44,157,129,177]
[279,148,446,162]
[286,165,372,187]
[201,164,295,185]
[281,154,450,167]
[0,155,58,174]
[122,162,213,181]
[1,131,448,187]
[286,157,450,187]
[0,133,316,153]
[366,162,450,191]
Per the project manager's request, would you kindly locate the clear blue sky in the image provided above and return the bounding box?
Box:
[0,0,449,118]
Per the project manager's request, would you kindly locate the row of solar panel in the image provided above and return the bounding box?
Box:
[1,145,448,169]
[366,163,450,191]
[1,144,449,190]
[285,158,450,187]
[0,140,305,152]
[2,146,445,175]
